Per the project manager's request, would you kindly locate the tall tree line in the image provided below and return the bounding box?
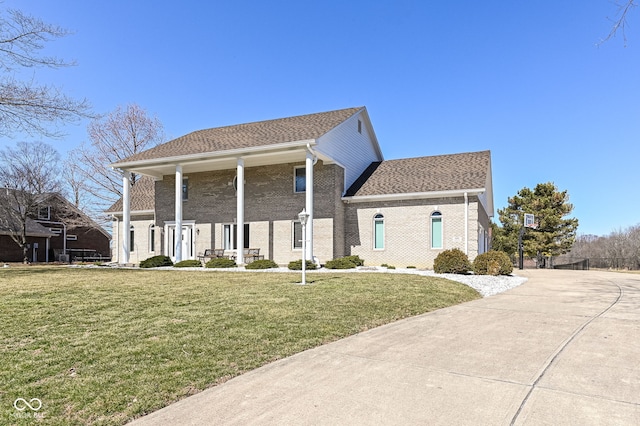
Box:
[563,225,640,270]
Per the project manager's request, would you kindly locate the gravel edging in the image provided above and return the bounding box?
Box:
[95,264,527,298]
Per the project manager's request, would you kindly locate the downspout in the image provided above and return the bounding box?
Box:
[464,192,469,255]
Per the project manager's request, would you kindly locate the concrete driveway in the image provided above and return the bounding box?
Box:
[129,270,640,425]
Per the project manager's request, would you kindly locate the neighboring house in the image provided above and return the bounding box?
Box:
[107,106,493,268]
[0,192,111,263]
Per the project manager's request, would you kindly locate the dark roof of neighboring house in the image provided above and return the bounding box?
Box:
[0,216,55,238]
[106,176,155,213]
[116,107,363,164]
[345,151,491,197]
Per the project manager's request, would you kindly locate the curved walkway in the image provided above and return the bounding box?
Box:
[130,270,640,425]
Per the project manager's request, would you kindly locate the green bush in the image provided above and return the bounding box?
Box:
[433,249,471,274]
[472,250,513,276]
[139,255,173,268]
[205,258,237,268]
[325,257,357,269]
[287,259,318,270]
[174,260,202,268]
[342,255,364,266]
[245,259,279,270]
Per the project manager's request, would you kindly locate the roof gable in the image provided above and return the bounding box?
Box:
[345,151,491,197]
[116,107,363,165]
[106,176,155,213]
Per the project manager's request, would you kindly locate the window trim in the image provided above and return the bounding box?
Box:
[373,213,384,250]
[294,166,306,193]
[431,211,443,249]
[149,224,156,253]
[223,223,250,250]
[66,234,77,241]
[38,206,50,220]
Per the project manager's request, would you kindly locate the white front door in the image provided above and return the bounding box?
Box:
[165,222,195,261]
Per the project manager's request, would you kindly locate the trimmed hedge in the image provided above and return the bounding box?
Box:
[139,255,173,268]
[245,259,279,270]
[205,258,237,268]
[472,250,513,276]
[174,259,202,268]
[325,257,357,269]
[433,248,471,274]
[287,260,318,270]
[342,255,364,266]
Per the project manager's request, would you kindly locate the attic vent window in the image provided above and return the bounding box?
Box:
[357,119,362,134]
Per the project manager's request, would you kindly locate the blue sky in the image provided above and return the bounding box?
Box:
[3,1,639,236]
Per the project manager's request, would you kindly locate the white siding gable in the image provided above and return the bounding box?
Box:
[314,109,383,193]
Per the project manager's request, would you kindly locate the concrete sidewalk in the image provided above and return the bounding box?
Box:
[129,270,640,425]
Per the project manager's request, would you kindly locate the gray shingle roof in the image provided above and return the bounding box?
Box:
[105,176,155,213]
[116,107,363,164]
[345,151,491,197]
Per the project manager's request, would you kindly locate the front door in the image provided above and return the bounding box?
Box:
[166,223,195,261]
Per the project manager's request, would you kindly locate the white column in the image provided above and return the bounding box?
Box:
[305,151,314,262]
[175,165,183,262]
[236,158,245,265]
[122,171,131,264]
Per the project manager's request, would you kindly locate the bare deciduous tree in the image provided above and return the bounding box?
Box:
[71,103,165,215]
[600,0,637,46]
[0,7,92,137]
[0,141,62,262]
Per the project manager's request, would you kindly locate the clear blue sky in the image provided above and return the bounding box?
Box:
[3,1,639,236]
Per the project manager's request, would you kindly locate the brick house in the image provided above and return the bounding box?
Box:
[107,107,493,268]
[0,192,111,263]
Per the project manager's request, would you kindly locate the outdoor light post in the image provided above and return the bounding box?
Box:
[298,209,310,285]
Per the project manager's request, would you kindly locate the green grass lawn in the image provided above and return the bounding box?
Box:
[0,266,480,425]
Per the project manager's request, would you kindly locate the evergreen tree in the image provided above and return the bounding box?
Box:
[496,182,579,260]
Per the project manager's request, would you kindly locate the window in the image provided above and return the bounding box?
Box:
[431,212,443,249]
[294,167,305,193]
[182,178,188,201]
[130,225,135,252]
[66,235,77,241]
[293,221,303,249]
[223,224,250,249]
[149,225,156,252]
[373,214,384,250]
[38,206,50,220]
[358,119,362,134]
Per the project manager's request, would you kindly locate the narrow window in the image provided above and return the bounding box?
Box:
[223,223,250,249]
[358,119,362,134]
[431,212,443,249]
[38,206,50,220]
[373,213,384,250]
[293,221,302,249]
[66,235,78,241]
[149,225,156,252]
[130,225,135,252]
[294,167,306,193]
[182,178,189,201]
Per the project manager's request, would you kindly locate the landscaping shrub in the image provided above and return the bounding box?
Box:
[472,250,513,276]
[205,258,237,268]
[342,255,364,266]
[325,257,357,269]
[245,259,279,270]
[433,249,471,274]
[174,260,202,268]
[287,259,318,270]
[139,255,173,268]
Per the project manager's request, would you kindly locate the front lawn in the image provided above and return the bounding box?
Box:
[0,267,479,425]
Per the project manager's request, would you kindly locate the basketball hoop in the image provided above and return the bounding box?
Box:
[524,213,536,229]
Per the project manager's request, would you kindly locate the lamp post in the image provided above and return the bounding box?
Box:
[298,209,310,285]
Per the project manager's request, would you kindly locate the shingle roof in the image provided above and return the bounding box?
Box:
[105,176,155,213]
[117,107,363,164]
[345,151,491,197]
